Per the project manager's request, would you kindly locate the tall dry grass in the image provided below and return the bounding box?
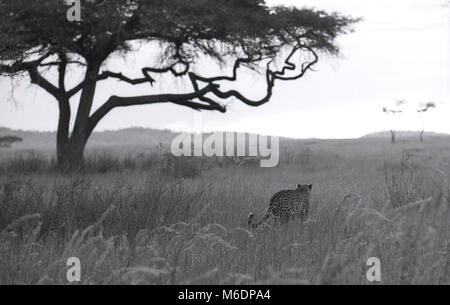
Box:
[0,138,449,284]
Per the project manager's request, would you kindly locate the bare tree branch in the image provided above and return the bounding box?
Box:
[66,62,189,97]
[0,52,66,99]
[189,45,319,107]
[87,83,224,137]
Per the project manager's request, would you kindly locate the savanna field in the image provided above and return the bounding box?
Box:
[0,129,449,284]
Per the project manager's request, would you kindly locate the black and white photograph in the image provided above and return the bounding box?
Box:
[0,0,449,290]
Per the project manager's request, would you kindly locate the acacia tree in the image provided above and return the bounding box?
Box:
[0,0,358,168]
[417,102,436,142]
[382,100,405,144]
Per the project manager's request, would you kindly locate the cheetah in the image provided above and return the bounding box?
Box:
[248,184,312,228]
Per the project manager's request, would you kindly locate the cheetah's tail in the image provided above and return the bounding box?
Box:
[248,212,271,228]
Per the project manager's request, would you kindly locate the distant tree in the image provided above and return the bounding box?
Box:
[417,101,436,142]
[0,136,23,148]
[382,100,405,144]
[0,0,358,168]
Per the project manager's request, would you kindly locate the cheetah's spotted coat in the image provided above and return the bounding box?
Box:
[248,184,312,228]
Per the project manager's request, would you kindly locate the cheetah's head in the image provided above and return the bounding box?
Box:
[297,184,313,192]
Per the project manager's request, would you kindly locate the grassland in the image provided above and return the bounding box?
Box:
[0,128,449,284]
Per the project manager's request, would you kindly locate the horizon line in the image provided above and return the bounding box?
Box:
[1,126,449,141]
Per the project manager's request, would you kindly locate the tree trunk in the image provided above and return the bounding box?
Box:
[56,140,85,169]
[56,62,101,169]
[419,130,424,143]
[390,130,396,144]
[56,97,71,168]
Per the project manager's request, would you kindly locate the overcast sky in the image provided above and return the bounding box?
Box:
[0,0,449,139]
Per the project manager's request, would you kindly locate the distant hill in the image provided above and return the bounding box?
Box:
[362,130,450,138]
[2,126,449,157]
[0,127,178,151]
[0,126,322,157]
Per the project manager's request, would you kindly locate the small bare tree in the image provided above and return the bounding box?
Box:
[0,136,22,148]
[417,102,436,142]
[382,100,405,144]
